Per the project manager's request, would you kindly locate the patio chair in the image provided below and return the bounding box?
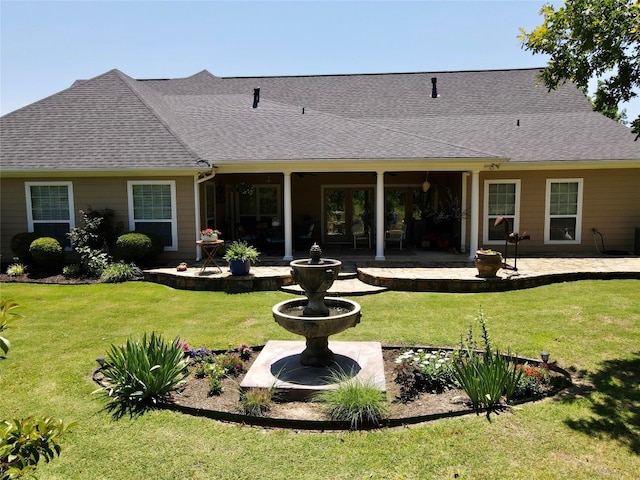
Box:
[385,223,406,250]
[352,221,371,249]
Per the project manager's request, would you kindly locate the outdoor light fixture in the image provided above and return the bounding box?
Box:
[95,355,106,368]
[422,173,431,193]
[540,351,550,363]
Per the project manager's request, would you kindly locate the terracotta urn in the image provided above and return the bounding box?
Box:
[474,250,503,278]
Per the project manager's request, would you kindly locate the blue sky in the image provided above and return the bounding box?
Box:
[1,0,637,122]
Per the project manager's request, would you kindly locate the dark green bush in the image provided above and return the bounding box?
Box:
[137,230,164,264]
[29,237,63,269]
[9,232,44,265]
[115,233,152,263]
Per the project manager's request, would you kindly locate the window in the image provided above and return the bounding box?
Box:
[25,182,75,248]
[128,181,177,250]
[484,180,520,244]
[545,179,583,244]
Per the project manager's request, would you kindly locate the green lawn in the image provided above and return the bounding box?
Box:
[1,280,639,479]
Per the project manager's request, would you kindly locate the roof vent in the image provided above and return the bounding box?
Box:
[431,77,438,98]
[253,88,260,108]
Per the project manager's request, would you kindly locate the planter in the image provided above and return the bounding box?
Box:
[201,233,218,242]
[228,259,251,276]
[474,250,503,278]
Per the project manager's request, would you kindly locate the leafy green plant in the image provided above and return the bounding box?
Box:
[5,263,26,277]
[394,348,458,401]
[97,332,189,416]
[9,233,43,266]
[0,416,75,479]
[452,309,522,413]
[115,233,152,263]
[29,237,63,268]
[238,388,272,416]
[66,210,112,278]
[62,263,83,279]
[223,241,260,264]
[99,262,142,283]
[208,364,225,396]
[1,300,23,362]
[313,371,388,429]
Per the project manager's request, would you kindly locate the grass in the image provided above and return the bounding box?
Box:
[0,280,639,479]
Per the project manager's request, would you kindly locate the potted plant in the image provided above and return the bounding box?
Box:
[223,241,260,276]
[474,249,503,278]
[200,228,221,241]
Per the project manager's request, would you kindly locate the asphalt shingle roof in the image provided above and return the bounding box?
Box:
[1,67,638,172]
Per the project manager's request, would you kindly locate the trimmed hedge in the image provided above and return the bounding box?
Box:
[29,237,63,268]
[10,232,45,265]
[115,233,152,263]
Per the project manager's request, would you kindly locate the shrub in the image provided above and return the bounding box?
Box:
[137,230,164,264]
[9,232,44,265]
[67,210,112,278]
[98,332,189,415]
[115,233,152,263]
[29,237,63,269]
[0,417,75,478]
[99,262,142,283]
[313,371,388,429]
[5,263,26,277]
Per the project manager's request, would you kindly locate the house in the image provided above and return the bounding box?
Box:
[1,67,639,265]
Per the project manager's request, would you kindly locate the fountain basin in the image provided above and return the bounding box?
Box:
[289,258,342,316]
[273,297,361,366]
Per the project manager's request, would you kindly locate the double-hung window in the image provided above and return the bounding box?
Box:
[25,182,75,248]
[484,180,520,244]
[127,181,177,250]
[545,179,583,244]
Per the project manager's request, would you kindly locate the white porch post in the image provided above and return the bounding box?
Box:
[194,175,202,261]
[468,170,480,260]
[375,170,386,261]
[283,172,293,261]
[460,172,469,253]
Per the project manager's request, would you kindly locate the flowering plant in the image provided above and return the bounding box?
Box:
[236,343,253,361]
[394,349,458,401]
[200,228,221,236]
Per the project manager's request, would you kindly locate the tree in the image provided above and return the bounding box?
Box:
[519,0,640,139]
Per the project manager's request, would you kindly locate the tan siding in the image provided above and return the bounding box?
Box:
[0,176,197,265]
[479,169,640,254]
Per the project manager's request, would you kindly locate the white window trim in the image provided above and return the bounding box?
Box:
[483,179,520,245]
[24,182,76,249]
[127,180,178,251]
[544,178,583,245]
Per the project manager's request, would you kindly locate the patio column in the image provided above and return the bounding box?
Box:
[375,170,385,261]
[283,172,293,261]
[460,172,469,253]
[468,170,480,260]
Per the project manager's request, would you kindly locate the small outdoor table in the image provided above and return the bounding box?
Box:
[196,239,224,274]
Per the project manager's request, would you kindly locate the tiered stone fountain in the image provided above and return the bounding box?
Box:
[272,244,361,367]
[241,244,384,400]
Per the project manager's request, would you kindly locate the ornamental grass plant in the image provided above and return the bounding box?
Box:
[97,332,189,416]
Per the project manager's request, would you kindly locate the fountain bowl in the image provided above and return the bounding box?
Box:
[272,297,361,367]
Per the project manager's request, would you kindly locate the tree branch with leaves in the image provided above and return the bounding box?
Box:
[519,0,640,139]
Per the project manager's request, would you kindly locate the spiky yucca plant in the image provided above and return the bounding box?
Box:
[98,332,189,414]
